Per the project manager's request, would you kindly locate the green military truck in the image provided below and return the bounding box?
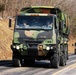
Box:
[9,6,69,68]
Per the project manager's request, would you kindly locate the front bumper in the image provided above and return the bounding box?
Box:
[11,44,56,57]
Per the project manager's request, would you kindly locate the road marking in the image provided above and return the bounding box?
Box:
[52,63,76,75]
[56,66,76,75]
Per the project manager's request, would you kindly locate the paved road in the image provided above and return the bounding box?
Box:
[0,54,76,75]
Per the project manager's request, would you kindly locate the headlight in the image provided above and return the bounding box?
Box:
[50,47,53,49]
[13,46,16,48]
[46,46,50,50]
[16,45,20,50]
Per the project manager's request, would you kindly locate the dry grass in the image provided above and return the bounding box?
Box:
[0,19,13,60]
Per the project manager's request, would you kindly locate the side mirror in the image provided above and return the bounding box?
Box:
[72,44,74,46]
[9,18,12,27]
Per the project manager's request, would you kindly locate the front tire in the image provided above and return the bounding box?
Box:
[12,56,22,67]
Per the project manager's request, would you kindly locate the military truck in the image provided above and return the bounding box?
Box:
[9,6,69,68]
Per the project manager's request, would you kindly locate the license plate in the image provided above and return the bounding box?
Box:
[38,45,43,50]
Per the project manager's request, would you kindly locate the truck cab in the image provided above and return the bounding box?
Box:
[10,13,60,67]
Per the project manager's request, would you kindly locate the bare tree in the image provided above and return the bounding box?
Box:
[0,4,5,18]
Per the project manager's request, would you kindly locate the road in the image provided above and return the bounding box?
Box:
[0,54,76,75]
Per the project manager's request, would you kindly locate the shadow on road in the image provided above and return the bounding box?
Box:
[22,60,53,69]
[0,60,12,67]
[0,60,53,68]
[0,53,75,69]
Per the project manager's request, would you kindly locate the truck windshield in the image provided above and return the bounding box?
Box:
[16,15,53,29]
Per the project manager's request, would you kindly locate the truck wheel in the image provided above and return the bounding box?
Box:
[60,52,66,66]
[50,54,59,68]
[60,45,67,66]
[12,56,22,67]
[66,45,68,60]
[74,49,76,54]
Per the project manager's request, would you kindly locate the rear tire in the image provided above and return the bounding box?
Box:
[50,54,59,68]
[66,45,68,60]
[60,45,67,66]
[60,53,66,66]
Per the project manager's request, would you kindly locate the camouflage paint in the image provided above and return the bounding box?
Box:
[13,32,20,43]
[52,24,56,44]
[20,6,69,33]
[13,29,53,56]
[12,6,69,57]
[20,6,69,35]
[20,6,54,14]
[24,30,44,40]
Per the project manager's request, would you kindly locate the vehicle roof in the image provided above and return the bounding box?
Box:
[20,6,61,14]
[18,13,56,17]
[24,6,55,8]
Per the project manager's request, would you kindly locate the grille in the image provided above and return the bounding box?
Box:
[25,40,42,44]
